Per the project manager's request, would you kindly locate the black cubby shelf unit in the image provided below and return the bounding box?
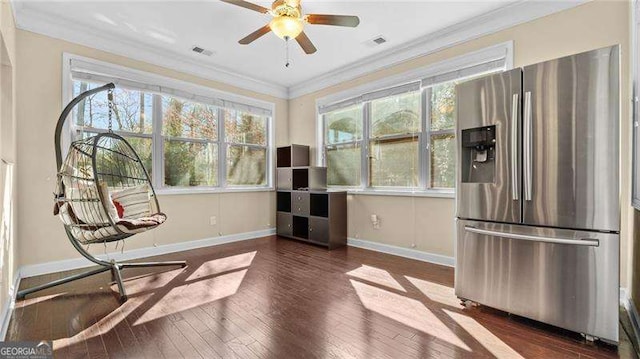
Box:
[276,144,347,249]
[276,190,347,249]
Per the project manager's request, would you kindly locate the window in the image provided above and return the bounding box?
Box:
[318,50,509,193]
[369,91,421,188]
[162,96,218,188]
[324,105,363,186]
[428,83,456,189]
[224,109,268,186]
[72,82,154,177]
[68,57,274,193]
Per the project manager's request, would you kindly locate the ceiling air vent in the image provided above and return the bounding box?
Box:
[191,46,214,56]
[372,36,387,45]
[364,35,388,48]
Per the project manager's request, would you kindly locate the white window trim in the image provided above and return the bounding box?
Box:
[62,53,276,195]
[315,41,513,197]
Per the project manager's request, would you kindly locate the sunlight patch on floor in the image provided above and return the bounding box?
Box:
[350,279,470,351]
[120,268,182,295]
[16,293,61,308]
[346,265,406,292]
[135,269,248,325]
[444,309,524,359]
[405,276,460,308]
[186,251,256,281]
[54,293,152,351]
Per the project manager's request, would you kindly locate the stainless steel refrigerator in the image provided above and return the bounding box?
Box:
[455,45,620,343]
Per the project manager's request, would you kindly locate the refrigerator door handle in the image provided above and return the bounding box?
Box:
[523,91,533,201]
[464,226,599,247]
[511,93,519,200]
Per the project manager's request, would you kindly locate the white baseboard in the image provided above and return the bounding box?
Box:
[622,287,629,306]
[347,237,454,267]
[20,228,275,279]
[0,271,22,340]
[621,287,640,346]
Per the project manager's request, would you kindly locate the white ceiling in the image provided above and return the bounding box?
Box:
[14,1,516,84]
[12,0,586,98]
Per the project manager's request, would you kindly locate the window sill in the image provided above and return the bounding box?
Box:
[346,189,455,198]
[156,187,274,196]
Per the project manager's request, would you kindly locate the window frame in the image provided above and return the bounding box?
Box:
[63,54,276,195]
[316,42,514,197]
[223,108,270,187]
[366,94,422,189]
[322,103,365,189]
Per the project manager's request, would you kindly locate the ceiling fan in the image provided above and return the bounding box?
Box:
[220,0,360,55]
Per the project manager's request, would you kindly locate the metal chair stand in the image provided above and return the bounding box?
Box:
[16,229,186,303]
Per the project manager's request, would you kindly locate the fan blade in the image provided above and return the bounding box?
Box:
[220,0,270,14]
[306,14,360,27]
[296,32,317,54]
[239,25,272,44]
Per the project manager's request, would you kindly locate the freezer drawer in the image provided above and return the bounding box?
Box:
[455,219,619,343]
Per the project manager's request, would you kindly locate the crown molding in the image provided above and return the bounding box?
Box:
[12,5,290,99]
[12,1,588,100]
[287,0,589,99]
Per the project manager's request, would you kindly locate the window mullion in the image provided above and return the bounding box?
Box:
[218,108,226,188]
[362,102,370,189]
[267,115,272,188]
[321,115,327,166]
[152,94,163,190]
[423,88,433,189]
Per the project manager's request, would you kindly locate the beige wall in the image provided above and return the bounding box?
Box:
[289,1,633,286]
[0,0,17,327]
[12,1,636,293]
[16,29,287,267]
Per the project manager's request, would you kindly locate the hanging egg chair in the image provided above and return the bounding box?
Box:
[17,83,186,303]
[56,132,166,244]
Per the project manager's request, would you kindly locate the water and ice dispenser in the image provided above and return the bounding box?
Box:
[461,125,496,183]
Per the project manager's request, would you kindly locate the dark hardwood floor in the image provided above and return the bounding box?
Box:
[6,236,637,358]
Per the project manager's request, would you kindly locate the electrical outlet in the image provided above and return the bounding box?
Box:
[410,243,417,248]
[209,216,217,226]
[371,214,381,229]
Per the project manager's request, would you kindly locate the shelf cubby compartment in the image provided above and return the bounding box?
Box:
[309,217,329,244]
[292,168,309,190]
[292,216,309,239]
[292,167,327,190]
[310,194,329,218]
[277,212,292,237]
[277,145,309,168]
[277,192,291,212]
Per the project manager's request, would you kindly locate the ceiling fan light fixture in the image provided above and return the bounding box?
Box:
[269,16,303,40]
[284,0,300,7]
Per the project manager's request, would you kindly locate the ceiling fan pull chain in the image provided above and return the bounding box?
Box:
[285,36,291,68]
